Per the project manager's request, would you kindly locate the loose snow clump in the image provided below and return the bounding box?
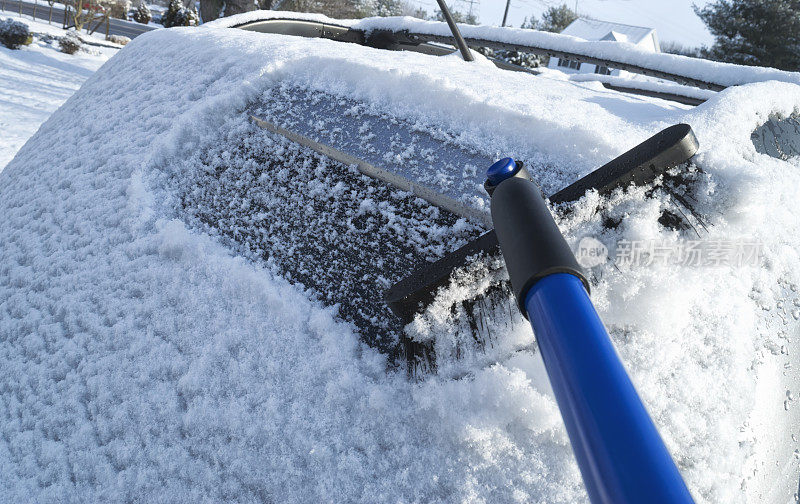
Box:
[0,18,32,49]
[106,34,131,45]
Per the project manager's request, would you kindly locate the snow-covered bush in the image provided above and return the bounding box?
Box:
[473,6,577,70]
[0,18,32,49]
[477,47,542,69]
[59,31,82,54]
[133,1,151,24]
[106,34,131,45]
[162,0,198,27]
[499,50,542,68]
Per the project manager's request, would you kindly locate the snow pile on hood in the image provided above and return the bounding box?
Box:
[1,26,799,503]
[207,10,800,89]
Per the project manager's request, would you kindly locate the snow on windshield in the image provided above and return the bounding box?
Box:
[1,26,799,503]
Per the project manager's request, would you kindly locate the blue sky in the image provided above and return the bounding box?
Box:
[409,0,716,48]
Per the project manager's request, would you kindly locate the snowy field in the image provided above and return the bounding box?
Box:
[0,13,116,169]
[1,19,800,504]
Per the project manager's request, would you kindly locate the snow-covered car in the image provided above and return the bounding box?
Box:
[1,10,799,503]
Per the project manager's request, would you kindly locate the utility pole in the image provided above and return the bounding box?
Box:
[502,0,510,26]
[462,0,479,21]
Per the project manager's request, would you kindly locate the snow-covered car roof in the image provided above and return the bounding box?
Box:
[1,25,799,503]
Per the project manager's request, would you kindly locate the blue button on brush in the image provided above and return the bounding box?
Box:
[486,157,518,186]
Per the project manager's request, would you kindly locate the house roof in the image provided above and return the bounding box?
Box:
[562,18,657,48]
[600,31,629,43]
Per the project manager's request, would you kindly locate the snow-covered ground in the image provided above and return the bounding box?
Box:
[0,14,116,169]
[1,21,799,504]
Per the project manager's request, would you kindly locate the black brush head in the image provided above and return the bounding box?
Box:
[386,123,700,374]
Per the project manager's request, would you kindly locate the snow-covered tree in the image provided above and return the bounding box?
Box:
[162,0,198,26]
[519,16,537,29]
[133,1,151,24]
[695,0,800,70]
[539,3,577,33]
[64,0,100,32]
[432,5,478,25]
[177,5,199,25]
[361,0,415,17]
[162,0,181,26]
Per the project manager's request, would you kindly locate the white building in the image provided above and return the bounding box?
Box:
[548,18,660,77]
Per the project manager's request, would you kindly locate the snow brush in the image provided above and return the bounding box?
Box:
[386,124,701,372]
[485,159,696,503]
[246,102,698,374]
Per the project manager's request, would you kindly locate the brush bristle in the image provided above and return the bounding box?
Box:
[401,251,529,378]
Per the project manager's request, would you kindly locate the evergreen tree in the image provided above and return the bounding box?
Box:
[367,0,411,17]
[432,5,477,25]
[520,15,538,30]
[133,1,151,24]
[178,6,199,25]
[518,4,577,33]
[539,4,577,32]
[162,0,198,26]
[162,0,181,26]
[695,0,800,70]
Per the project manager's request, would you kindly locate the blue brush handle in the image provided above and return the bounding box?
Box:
[525,274,695,504]
[485,158,695,504]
